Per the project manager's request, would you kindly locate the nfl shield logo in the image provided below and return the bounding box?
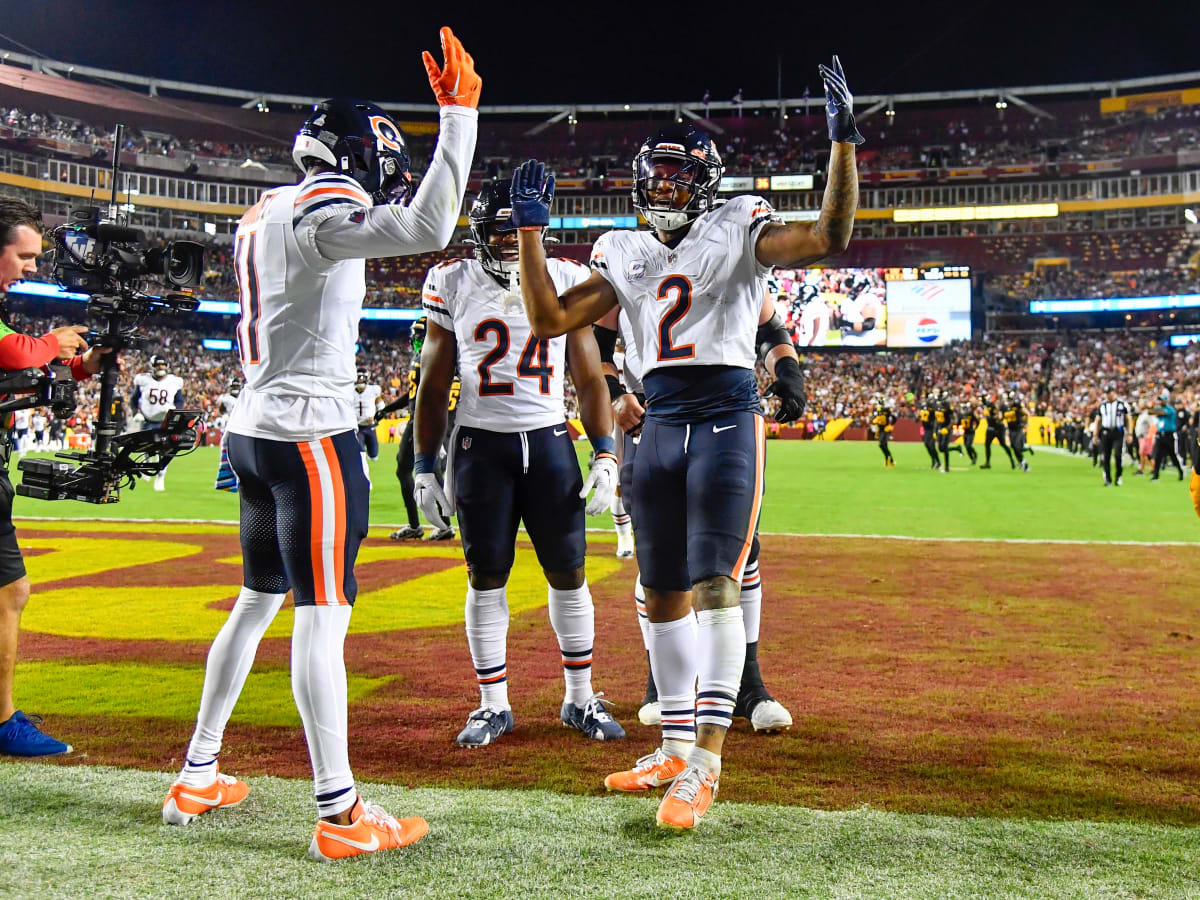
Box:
[462,436,472,450]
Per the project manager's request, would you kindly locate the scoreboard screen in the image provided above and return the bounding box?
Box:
[884,266,972,348]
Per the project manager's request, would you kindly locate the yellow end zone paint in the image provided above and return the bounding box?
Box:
[20,533,624,641]
[13,661,389,726]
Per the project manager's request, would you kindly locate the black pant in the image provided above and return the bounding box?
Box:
[1008,426,1025,465]
[395,418,419,528]
[985,427,1013,467]
[1099,428,1123,484]
[922,429,939,467]
[962,430,977,464]
[1152,431,1183,479]
[877,432,893,463]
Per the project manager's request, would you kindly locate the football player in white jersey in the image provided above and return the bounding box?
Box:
[353,368,383,483]
[12,407,30,455]
[517,56,861,831]
[163,27,480,862]
[214,377,242,493]
[131,354,185,491]
[414,180,624,748]
[596,297,797,734]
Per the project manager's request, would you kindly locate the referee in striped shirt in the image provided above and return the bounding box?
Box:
[1093,383,1131,487]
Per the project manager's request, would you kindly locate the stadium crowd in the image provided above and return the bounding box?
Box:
[6,95,1200,191]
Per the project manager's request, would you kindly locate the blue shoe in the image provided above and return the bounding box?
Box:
[0,710,72,757]
[455,707,514,748]
[561,693,626,741]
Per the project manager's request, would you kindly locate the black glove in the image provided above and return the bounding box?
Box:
[764,357,806,423]
[818,55,865,145]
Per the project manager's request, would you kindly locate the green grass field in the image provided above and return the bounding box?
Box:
[4,438,1200,898]
[14,439,1199,542]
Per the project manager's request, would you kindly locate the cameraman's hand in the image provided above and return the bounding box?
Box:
[78,345,115,376]
[50,325,89,360]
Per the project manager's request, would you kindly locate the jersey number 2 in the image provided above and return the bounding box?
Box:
[475,320,554,396]
[657,276,695,361]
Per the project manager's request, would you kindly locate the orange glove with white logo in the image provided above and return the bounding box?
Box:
[1190,470,1200,520]
[422,26,481,109]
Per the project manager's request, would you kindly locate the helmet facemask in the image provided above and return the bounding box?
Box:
[632,137,723,233]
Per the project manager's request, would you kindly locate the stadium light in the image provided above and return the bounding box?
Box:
[1186,208,1198,224]
[894,203,1058,222]
[995,97,1008,110]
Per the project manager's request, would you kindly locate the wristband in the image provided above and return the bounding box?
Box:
[414,452,436,475]
[605,374,627,403]
[775,356,802,380]
[590,435,615,456]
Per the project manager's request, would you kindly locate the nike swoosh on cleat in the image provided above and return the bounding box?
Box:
[178,790,221,806]
[320,831,381,853]
[712,424,738,433]
[554,428,568,436]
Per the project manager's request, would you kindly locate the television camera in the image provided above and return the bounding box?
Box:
[11,125,206,503]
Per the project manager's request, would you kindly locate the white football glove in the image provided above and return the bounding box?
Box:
[580,452,618,516]
[414,472,452,531]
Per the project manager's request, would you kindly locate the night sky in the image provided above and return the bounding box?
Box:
[0,0,1197,107]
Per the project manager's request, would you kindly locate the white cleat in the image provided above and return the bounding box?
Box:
[154,472,166,492]
[749,699,793,733]
[616,535,634,558]
[637,700,661,727]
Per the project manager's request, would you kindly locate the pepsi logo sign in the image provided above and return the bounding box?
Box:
[915,318,941,343]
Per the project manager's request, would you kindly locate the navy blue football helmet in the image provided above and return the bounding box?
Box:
[632,124,724,231]
[292,99,412,206]
[469,180,521,284]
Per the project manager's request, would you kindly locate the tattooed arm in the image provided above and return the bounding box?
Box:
[754,142,858,268]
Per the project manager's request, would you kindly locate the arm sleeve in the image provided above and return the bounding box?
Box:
[174,389,185,409]
[588,233,619,289]
[593,324,618,365]
[313,106,478,262]
[735,195,783,276]
[420,265,455,331]
[0,332,60,369]
[756,311,792,360]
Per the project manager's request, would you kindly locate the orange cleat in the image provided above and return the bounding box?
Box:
[656,766,718,831]
[603,748,687,793]
[308,797,428,862]
[162,770,250,826]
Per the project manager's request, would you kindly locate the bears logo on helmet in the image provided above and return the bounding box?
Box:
[292,99,413,206]
[631,124,724,232]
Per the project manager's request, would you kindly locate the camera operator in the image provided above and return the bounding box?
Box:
[0,197,109,757]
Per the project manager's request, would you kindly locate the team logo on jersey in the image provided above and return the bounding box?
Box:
[461,436,472,450]
[915,318,941,343]
[349,209,366,224]
[368,115,404,153]
[625,259,646,281]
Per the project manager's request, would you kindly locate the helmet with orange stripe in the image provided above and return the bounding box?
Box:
[632,124,724,232]
[292,99,413,206]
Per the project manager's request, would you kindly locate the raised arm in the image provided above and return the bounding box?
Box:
[755,56,861,268]
[511,160,619,338]
[315,28,480,260]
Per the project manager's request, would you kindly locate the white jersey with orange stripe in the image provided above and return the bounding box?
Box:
[227,105,477,443]
[589,194,777,378]
[421,257,590,432]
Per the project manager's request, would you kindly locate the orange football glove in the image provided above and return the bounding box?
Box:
[1190,470,1200,520]
[422,26,481,109]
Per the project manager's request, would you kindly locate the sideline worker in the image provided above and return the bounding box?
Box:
[0,198,109,757]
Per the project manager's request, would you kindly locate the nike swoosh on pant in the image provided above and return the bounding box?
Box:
[320,831,381,852]
[554,429,567,436]
[713,425,738,433]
